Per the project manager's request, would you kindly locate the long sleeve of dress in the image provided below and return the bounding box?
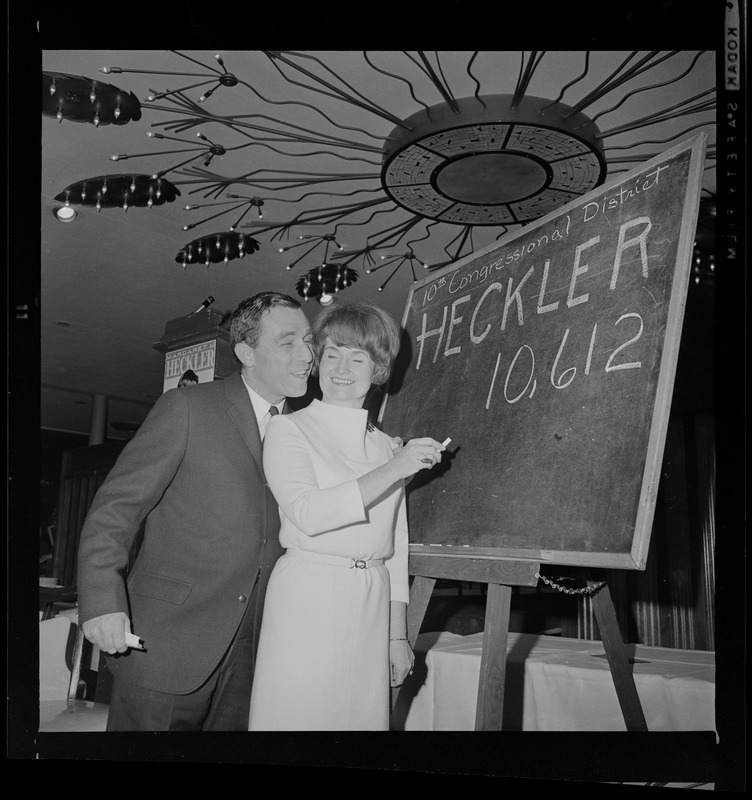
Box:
[263,416,367,536]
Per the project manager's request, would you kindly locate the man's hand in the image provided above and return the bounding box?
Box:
[81,611,131,654]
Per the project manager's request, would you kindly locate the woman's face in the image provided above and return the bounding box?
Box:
[318,335,375,408]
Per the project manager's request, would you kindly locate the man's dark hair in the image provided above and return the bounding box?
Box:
[229,292,302,352]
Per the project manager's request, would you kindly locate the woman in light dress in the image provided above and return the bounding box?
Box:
[249,300,446,730]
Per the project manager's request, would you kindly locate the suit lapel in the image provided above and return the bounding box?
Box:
[225,372,263,471]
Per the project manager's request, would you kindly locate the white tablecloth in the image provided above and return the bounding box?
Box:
[393,631,715,732]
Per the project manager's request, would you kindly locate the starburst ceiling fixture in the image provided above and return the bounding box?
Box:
[46,51,716,296]
[279,233,343,270]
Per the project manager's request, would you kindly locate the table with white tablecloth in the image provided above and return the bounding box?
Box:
[392,631,715,732]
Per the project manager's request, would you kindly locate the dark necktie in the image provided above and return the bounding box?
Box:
[261,404,279,442]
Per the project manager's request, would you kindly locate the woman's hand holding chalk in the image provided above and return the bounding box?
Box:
[421,437,451,464]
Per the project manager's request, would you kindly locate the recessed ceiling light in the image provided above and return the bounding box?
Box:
[53,205,77,223]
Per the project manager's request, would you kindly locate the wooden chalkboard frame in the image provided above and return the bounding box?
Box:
[380,134,707,571]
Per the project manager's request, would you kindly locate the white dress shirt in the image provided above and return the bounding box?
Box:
[240,374,284,440]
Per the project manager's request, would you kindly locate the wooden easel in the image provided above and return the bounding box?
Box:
[397,553,648,732]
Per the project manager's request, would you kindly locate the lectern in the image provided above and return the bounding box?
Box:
[152,309,236,392]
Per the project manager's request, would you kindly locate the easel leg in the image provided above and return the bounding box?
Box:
[406,575,436,645]
[589,579,649,732]
[475,582,512,731]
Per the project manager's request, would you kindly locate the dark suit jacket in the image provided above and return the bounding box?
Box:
[76,371,284,694]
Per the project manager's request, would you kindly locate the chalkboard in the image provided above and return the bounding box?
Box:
[380,135,706,570]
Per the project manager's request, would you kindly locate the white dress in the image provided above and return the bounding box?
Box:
[248,399,409,730]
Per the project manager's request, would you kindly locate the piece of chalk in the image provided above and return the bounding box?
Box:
[441,438,452,447]
[125,632,144,649]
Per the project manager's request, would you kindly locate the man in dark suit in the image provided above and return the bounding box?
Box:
[76,292,313,730]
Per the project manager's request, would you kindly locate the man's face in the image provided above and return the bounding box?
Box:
[245,306,313,402]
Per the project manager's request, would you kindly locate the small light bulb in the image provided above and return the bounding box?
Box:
[49,81,56,95]
[93,113,100,127]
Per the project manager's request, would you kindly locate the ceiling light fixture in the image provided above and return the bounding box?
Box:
[45,51,716,297]
[53,205,78,223]
[54,174,181,212]
[175,231,260,267]
[43,71,142,126]
[296,264,358,304]
[100,52,239,104]
[279,233,344,271]
[359,249,427,293]
[181,193,265,232]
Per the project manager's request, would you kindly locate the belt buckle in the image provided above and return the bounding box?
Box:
[353,559,367,569]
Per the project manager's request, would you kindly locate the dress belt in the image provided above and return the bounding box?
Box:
[286,548,385,570]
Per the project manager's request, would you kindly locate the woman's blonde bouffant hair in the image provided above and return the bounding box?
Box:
[311,300,402,385]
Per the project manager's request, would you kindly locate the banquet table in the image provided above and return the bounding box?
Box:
[392,631,715,732]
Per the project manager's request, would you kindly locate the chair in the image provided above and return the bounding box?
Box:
[39,617,110,732]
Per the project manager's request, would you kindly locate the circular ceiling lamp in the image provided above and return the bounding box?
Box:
[382,94,606,226]
[53,205,78,223]
[43,72,142,126]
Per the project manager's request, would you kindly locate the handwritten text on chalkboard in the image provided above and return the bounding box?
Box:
[381,138,704,569]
